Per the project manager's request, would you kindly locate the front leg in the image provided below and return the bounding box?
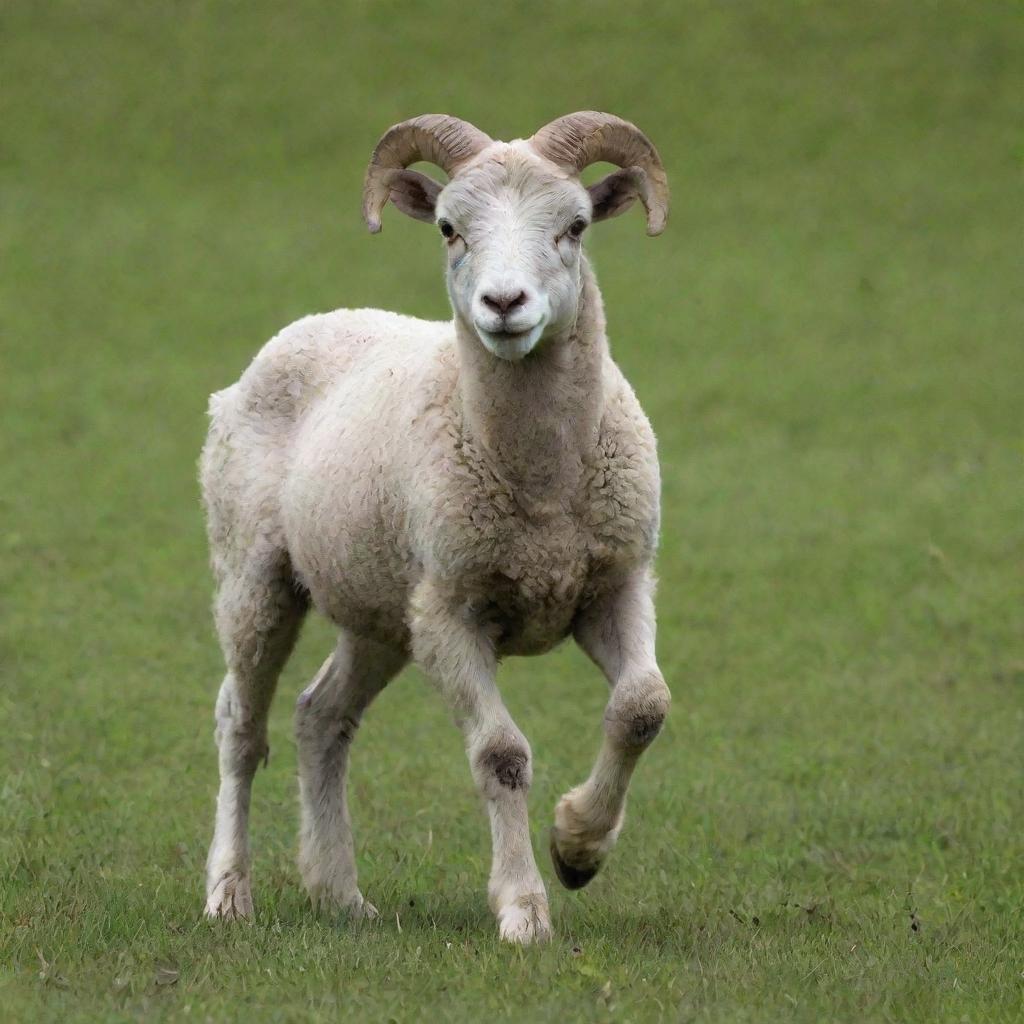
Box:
[410,580,551,944]
[551,567,671,888]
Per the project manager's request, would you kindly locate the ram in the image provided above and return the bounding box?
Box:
[201,112,672,944]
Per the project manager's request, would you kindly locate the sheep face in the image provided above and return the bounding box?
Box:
[364,115,668,362]
[435,145,591,361]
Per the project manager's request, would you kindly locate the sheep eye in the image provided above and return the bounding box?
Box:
[568,217,588,239]
[438,220,455,240]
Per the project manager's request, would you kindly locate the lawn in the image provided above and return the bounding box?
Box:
[2,1,1022,1021]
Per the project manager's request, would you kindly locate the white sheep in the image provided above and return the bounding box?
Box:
[201,112,672,944]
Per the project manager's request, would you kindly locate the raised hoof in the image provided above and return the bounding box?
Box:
[549,829,600,891]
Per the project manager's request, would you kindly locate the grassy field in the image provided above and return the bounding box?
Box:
[2,1,1023,1020]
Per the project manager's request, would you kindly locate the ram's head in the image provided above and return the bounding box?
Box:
[363,112,669,361]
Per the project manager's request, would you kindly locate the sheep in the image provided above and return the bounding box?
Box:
[201,112,672,944]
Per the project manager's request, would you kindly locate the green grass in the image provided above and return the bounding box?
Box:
[2,1,1023,1020]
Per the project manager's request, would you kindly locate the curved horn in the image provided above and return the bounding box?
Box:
[362,115,492,233]
[530,111,669,235]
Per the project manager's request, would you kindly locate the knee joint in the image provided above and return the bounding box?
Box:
[473,734,532,796]
[295,700,359,749]
[216,723,269,773]
[604,673,670,750]
[214,684,268,771]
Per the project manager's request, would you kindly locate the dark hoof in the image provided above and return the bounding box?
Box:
[549,829,600,890]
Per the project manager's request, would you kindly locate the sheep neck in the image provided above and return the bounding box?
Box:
[454,258,606,508]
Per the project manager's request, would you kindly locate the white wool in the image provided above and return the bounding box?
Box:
[201,129,670,945]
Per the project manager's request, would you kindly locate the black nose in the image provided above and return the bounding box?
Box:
[481,290,527,316]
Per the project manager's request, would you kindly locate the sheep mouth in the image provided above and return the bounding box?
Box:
[488,328,532,342]
[475,322,546,361]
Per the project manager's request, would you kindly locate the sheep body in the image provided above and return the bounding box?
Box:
[201,114,671,942]
[201,273,659,660]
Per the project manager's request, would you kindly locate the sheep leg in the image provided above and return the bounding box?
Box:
[296,631,406,919]
[410,580,551,945]
[205,557,306,920]
[552,569,671,889]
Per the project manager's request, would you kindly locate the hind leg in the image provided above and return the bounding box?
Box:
[205,556,306,920]
[295,631,406,917]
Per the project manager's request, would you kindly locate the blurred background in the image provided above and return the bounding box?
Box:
[2,2,1022,1021]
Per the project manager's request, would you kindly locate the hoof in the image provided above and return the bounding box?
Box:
[549,829,601,890]
[205,871,254,920]
[357,897,380,921]
[308,886,379,922]
[497,893,552,945]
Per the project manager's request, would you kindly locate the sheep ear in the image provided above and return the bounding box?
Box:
[587,167,644,223]
[387,169,443,223]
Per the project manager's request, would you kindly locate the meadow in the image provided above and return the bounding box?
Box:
[2,1,1022,1020]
